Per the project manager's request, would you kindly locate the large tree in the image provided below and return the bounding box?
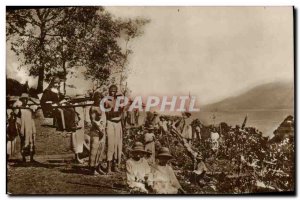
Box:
[7,7,65,93]
[7,7,149,94]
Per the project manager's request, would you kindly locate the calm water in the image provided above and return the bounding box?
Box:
[194,109,294,137]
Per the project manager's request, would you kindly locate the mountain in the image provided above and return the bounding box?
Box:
[202,81,294,111]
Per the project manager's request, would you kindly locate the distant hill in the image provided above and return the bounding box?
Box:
[202,81,294,111]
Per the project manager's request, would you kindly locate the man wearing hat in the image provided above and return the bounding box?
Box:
[13,93,36,162]
[126,142,153,194]
[104,85,124,173]
[144,124,156,164]
[152,147,185,194]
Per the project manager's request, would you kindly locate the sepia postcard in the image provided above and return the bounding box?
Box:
[6,6,294,195]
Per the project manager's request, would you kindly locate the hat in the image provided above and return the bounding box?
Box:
[183,112,191,118]
[146,124,155,130]
[130,142,148,154]
[157,147,173,159]
[19,93,29,100]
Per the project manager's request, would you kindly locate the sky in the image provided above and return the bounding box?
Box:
[7,6,294,105]
[106,6,294,105]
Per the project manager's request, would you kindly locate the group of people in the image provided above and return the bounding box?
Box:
[126,142,185,194]
[40,78,125,174]
[6,76,189,194]
[7,77,123,171]
[7,76,294,193]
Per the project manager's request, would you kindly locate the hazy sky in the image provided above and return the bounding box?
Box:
[7,7,293,105]
[106,6,294,105]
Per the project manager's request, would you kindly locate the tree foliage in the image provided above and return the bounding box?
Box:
[7,7,150,93]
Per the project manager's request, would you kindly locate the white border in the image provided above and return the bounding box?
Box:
[1,1,298,199]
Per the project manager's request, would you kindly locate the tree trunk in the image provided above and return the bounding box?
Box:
[37,66,44,93]
[37,21,46,93]
[169,126,198,168]
[62,60,66,95]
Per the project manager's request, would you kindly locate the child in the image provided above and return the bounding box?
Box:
[144,124,155,164]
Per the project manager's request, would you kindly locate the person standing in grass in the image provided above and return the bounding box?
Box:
[144,124,156,164]
[89,91,106,175]
[104,85,124,174]
[14,93,36,162]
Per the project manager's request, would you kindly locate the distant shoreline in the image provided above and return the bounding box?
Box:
[200,108,294,113]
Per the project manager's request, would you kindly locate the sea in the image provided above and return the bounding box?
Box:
[193,109,294,137]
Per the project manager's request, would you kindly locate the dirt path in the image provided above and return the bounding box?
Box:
[7,114,129,195]
[7,155,129,195]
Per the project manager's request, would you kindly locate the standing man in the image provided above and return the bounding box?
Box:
[105,85,124,174]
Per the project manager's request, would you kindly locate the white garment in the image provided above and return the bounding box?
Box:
[126,158,152,193]
[159,121,168,132]
[182,125,192,140]
[152,164,181,194]
[210,132,220,141]
[210,132,220,150]
[71,107,89,153]
[7,138,17,156]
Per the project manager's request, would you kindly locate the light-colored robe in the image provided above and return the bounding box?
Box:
[210,132,220,151]
[71,106,90,154]
[126,158,152,193]
[152,164,182,194]
[20,108,36,150]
